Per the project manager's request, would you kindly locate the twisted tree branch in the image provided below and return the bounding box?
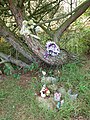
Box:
[54,0,90,41]
[0,52,29,67]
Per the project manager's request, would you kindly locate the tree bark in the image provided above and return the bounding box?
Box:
[0,52,29,67]
[7,0,69,66]
[54,0,90,41]
[0,18,35,63]
[0,18,68,65]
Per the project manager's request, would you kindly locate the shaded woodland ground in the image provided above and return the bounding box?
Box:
[0,54,90,120]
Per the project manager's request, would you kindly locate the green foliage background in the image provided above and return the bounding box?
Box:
[60,11,90,55]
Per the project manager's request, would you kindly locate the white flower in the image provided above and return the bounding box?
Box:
[29,19,34,25]
[35,26,41,33]
[42,71,46,76]
[22,20,28,26]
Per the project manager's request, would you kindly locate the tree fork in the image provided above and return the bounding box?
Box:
[7,0,69,66]
[54,0,90,41]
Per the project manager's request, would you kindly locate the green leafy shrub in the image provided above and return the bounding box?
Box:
[60,15,90,55]
[3,64,12,75]
[24,62,38,73]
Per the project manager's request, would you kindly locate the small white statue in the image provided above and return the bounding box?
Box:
[40,84,46,98]
[20,20,30,35]
[54,91,61,102]
[40,84,50,98]
[68,89,78,100]
[20,20,40,39]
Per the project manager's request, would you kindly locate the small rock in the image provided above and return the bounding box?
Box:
[41,76,51,84]
[48,84,58,92]
[41,76,58,84]
[58,87,66,96]
[51,77,58,84]
[36,96,56,110]
[68,89,78,100]
[69,94,78,100]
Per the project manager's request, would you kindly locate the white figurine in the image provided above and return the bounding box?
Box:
[54,91,61,102]
[20,20,30,35]
[40,84,50,98]
[68,89,78,100]
[20,20,40,39]
[40,84,46,98]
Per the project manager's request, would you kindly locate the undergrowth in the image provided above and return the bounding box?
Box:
[0,59,90,120]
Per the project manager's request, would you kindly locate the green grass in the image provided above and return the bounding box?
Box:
[0,59,90,120]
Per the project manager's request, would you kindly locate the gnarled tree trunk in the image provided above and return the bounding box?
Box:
[0,0,90,66]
